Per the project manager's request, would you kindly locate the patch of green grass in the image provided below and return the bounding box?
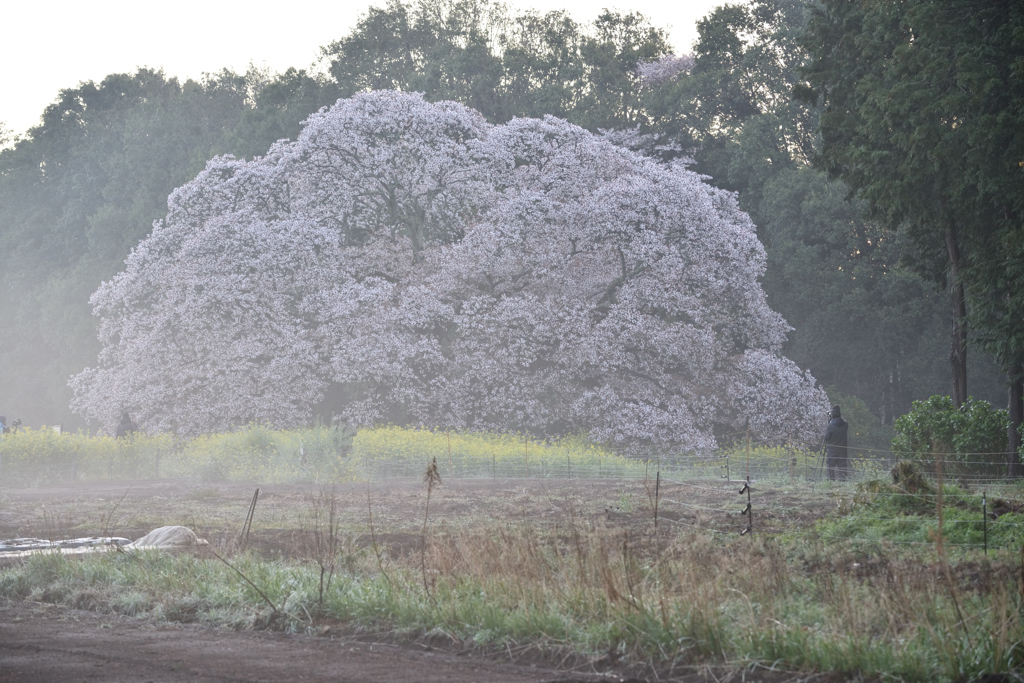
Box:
[1,526,1021,682]
[816,481,1024,550]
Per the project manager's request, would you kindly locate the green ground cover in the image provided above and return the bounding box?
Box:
[0,521,1019,682]
[816,479,1024,552]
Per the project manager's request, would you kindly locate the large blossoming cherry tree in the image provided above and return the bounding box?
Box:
[71,91,828,449]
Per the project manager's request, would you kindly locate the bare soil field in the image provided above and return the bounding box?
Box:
[0,476,836,554]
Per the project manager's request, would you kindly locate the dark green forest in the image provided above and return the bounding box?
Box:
[0,0,1019,455]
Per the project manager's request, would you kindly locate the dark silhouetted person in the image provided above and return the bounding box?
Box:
[115,412,138,439]
[822,405,849,481]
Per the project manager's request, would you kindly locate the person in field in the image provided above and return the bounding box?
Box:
[115,412,138,439]
[822,405,849,480]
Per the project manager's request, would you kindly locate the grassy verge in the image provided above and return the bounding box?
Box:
[1,519,1020,681]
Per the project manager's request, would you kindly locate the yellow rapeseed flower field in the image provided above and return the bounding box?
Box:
[350,426,647,479]
[0,425,849,485]
[0,428,174,485]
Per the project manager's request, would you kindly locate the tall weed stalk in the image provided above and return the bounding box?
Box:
[304,486,341,606]
[421,457,442,597]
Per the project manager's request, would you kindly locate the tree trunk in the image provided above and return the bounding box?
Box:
[945,220,968,407]
[1009,364,1023,478]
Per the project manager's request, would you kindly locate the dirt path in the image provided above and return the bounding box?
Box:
[0,600,600,683]
[0,600,846,683]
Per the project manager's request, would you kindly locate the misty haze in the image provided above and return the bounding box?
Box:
[0,1,1021,681]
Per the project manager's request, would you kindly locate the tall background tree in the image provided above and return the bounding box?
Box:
[0,0,1009,451]
[801,0,1024,472]
[324,0,668,128]
[634,0,1005,442]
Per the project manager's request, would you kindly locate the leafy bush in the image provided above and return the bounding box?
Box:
[892,396,1008,476]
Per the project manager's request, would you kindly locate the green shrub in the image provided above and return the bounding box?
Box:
[892,395,1008,476]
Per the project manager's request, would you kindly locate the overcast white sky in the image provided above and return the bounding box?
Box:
[1,0,721,139]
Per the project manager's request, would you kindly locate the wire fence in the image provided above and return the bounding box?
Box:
[0,424,1020,554]
[1,430,1021,488]
[649,468,1023,552]
[350,448,1021,492]
[344,432,1023,553]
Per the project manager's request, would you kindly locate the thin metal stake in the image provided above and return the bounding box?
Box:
[746,429,751,481]
[525,435,529,478]
[982,491,987,556]
[654,471,660,530]
[239,488,260,551]
[739,477,752,535]
[447,430,453,477]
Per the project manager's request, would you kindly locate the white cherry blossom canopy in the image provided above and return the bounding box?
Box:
[70,91,828,450]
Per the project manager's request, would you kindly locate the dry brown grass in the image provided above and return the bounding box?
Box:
[1,477,1020,680]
